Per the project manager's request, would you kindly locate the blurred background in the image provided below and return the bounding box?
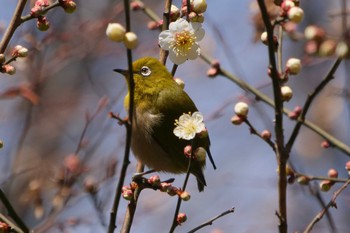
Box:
[0,0,349,232]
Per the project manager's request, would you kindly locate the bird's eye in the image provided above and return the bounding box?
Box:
[140,66,152,77]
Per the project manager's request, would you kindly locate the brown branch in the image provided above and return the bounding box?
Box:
[256,1,287,232]
[0,0,28,53]
[108,0,135,232]
[0,189,29,233]
[244,118,275,152]
[187,207,235,233]
[169,150,193,233]
[159,0,172,64]
[303,179,350,233]
[121,162,144,233]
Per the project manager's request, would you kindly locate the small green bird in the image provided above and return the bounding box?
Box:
[115,57,216,191]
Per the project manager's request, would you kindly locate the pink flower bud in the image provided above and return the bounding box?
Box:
[148,175,161,186]
[159,182,171,192]
[207,67,219,77]
[321,140,330,149]
[177,213,187,225]
[122,189,133,200]
[147,21,160,30]
[345,161,350,172]
[328,168,338,178]
[130,1,144,10]
[3,64,16,75]
[37,16,50,31]
[184,145,192,158]
[231,115,244,125]
[261,130,272,140]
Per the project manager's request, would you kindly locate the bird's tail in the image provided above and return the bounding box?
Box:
[195,172,207,192]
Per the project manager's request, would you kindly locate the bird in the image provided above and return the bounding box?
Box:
[114,57,216,191]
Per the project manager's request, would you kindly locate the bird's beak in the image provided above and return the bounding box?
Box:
[113,68,129,76]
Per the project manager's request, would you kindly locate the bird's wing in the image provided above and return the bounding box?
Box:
[151,85,216,172]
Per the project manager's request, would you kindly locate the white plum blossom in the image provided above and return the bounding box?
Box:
[159,18,205,65]
[173,112,206,140]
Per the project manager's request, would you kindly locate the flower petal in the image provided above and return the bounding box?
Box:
[169,51,187,65]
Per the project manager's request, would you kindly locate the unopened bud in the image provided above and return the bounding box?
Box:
[281,86,293,102]
[335,41,349,58]
[345,161,350,174]
[159,182,171,192]
[37,17,50,31]
[180,191,191,201]
[192,0,207,13]
[281,0,295,12]
[287,7,304,24]
[62,0,76,14]
[207,67,219,77]
[328,168,338,178]
[321,140,330,148]
[177,213,187,225]
[167,186,179,196]
[3,64,16,75]
[319,40,336,57]
[148,175,161,186]
[286,58,301,75]
[184,145,192,158]
[297,176,310,185]
[123,32,138,49]
[260,31,268,45]
[130,1,144,10]
[234,102,249,118]
[106,23,126,42]
[231,115,244,125]
[261,130,272,140]
[320,180,332,192]
[122,188,133,200]
[170,5,180,21]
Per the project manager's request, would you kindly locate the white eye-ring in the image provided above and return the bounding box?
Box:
[140,66,152,77]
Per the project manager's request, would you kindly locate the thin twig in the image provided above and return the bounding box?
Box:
[0,213,25,233]
[303,179,350,233]
[169,149,193,233]
[257,1,287,232]
[187,207,235,233]
[0,0,27,53]
[0,189,29,233]
[121,162,144,233]
[244,118,275,151]
[159,0,172,64]
[286,58,343,153]
[108,0,135,232]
